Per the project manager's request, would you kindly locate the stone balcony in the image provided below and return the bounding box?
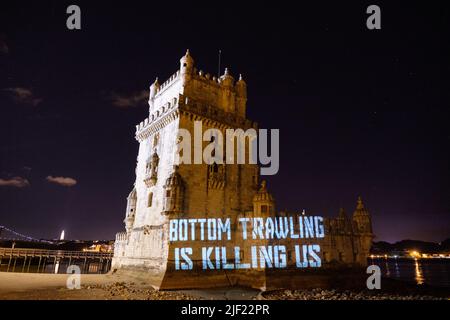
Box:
[143,173,157,187]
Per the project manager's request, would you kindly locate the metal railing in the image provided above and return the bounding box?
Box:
[0,247,113,259]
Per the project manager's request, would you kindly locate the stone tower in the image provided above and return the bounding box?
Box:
[113,50,260,285]
[112,51,375,289]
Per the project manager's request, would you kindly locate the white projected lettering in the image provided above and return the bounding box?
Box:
[170,215,324,270]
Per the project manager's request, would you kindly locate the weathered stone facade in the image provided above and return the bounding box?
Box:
[112,51,374,289]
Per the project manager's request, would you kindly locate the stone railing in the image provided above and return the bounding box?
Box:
[179,96,257,129]
[136,97,179,133]
[135,94,257,141]
[115,232,127,242]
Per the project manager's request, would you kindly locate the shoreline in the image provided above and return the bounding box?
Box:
[0,271,448,300]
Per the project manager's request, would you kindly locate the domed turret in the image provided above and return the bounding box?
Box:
[235,74,247,97]
[180,49,194,85]
[149,78,160,99]
[124,187,137,234]
[162,165,185,215]
[352,196,374,265]
[354,196,370,216]
[220,68,234,88]
[235,74,247,117]
[353,196,372,233]
[253,180,275,216]
[165,165,183,186]
[144,151,159,187]
[148,77,160,111]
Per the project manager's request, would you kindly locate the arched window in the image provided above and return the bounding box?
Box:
[148,193,153,207]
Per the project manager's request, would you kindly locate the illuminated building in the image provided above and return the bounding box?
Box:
[112,51,374,288]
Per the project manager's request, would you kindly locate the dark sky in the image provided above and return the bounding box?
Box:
[0,1,448,243]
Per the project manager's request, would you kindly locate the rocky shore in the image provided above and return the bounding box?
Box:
[83,282,196,300]
[0,272,448,300]
[261,288,447,300]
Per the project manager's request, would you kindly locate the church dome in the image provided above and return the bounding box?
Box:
[253,180,274,202]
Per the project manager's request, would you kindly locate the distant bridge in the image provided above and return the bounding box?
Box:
[0,226,113,273]
[0,225,55,244]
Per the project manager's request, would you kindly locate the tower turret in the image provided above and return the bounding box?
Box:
[352,196,374,265]
[124,187,137,234]
[148,77,160,111]
[220,68,235,87]
[235,74,247,117]
[218,68,235,113]
[180,49,194,85]
[162,165,185,215]
[352,196,372,234]
[252,180,275,216]
[235,74,247,97]
[144,151,159,187]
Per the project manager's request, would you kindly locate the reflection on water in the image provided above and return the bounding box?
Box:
[414,259,424,285]
[394,259,400,278]
[385,259,390,276]
[370,258,450,287]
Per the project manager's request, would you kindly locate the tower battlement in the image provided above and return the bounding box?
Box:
[147,50,248,120]
[136,94,257,141]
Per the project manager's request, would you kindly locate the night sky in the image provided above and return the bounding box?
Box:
[0,1,448,243]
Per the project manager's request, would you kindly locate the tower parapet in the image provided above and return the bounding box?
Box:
[146,50,248,119]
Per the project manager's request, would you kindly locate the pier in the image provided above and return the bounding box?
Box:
[0,248,113,274]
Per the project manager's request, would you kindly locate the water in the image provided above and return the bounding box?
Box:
[0,258,110,274]
[370,258,450,287]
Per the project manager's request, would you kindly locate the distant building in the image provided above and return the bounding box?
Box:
[83,243,113,253]
[112,51,374,288]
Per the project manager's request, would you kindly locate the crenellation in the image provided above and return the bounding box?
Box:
[137,92,256,142]
[155,70,180,95]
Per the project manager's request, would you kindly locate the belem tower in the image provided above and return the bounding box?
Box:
[112,50,374,289]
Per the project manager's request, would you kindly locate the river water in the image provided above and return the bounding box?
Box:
[370,258,450,287]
